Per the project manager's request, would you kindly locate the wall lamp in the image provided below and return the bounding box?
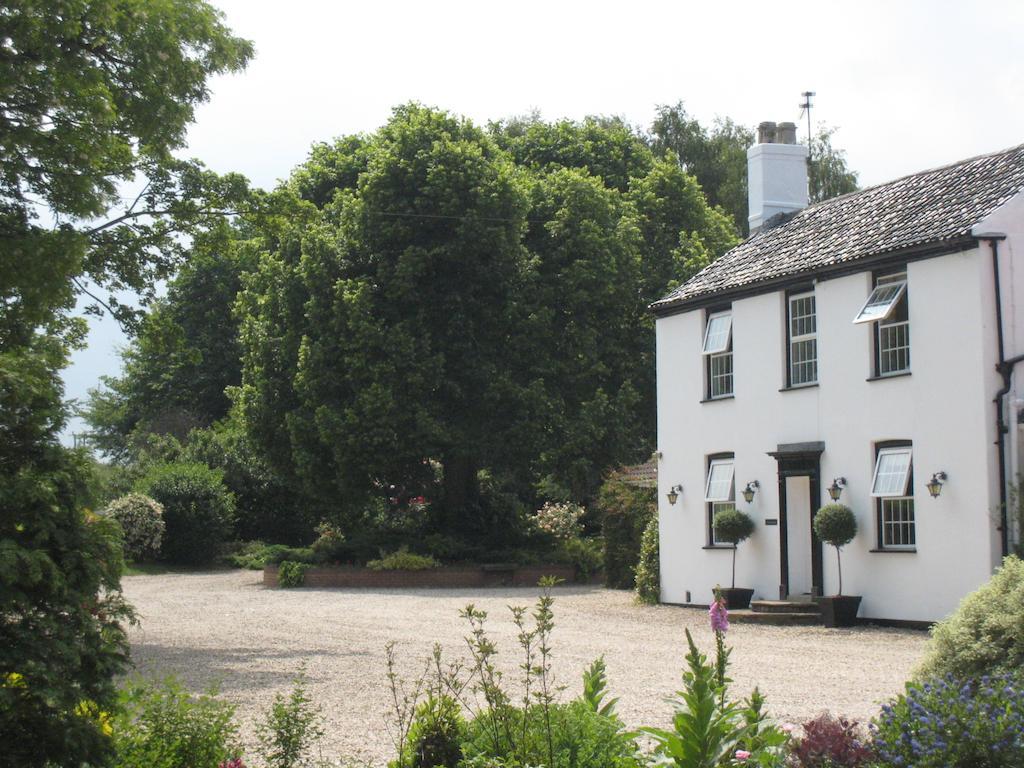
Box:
[666,484,683,505]
[742,480,759,504]
[827,477,846,502]
[927,471,947,498]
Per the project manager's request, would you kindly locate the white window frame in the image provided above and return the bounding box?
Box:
[702,312,733,354]
[853,279,907,325]
[705,459,735,502]
[788,291,818,386]
[871,447,913,497]
[710,501,738,546]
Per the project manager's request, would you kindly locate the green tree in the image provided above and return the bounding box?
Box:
[809,125,859,203]
[0,3,251,765]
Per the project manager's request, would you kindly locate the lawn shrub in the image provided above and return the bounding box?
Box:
[871,672,1024,767]
[393,694,466,768]
[634,512,660,604]
[261,545,316,565]
[103,492,165,561]
[789,713,873,767]
[277,561,310,588]
[916,554,1024,679]
[367,547,440,571]
[310,521,348,563]
[559,536,604,581]
[597,472,656,589]
[223,540,270,569]
[112,678,240,768]
[136,461,235,566]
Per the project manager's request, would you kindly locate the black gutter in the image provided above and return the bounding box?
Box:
[651,235,977,318]
[989,235,1017,557]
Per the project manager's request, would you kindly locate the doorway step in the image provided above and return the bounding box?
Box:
[729,599,821,626]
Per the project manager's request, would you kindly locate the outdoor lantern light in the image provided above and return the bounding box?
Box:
[827,477,847,502]
[742,480,759,504]
[666,484,683,505]
[927,471,947,498]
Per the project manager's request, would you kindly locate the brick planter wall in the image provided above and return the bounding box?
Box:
[263,563,582,589]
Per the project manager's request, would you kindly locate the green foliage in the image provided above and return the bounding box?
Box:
[916,555,1024,680]
[0,337,135,768]
[263,545,317,566]
[813,504,857,548]
[136,460,235,565]
[102,492,165,562]
[559,537,604,581]
[256,670,325,768]
[223,540,272,569]
[112,678,240,768]
[712,507,755,545]
[597,472,656,589]
[634,511,661,604]
[581,656,619,717]
[641,630,787,768]
[809,126,860,203]
[394,694,466,768]
[277,561,311,588]
[872,672,1024,768]
[368,548,440,571]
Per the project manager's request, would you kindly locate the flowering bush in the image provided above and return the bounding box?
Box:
[102,493,165,561]
[871,672,1024,767]
[789,713,873,767]
[531,501,585,540]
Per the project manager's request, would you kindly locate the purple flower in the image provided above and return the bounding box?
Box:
[710,597,729,633]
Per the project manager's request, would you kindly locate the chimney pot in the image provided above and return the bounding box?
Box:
[776,122,797,144]
[757,121,778,144]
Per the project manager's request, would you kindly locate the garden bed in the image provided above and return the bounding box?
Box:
[263,562,582,588]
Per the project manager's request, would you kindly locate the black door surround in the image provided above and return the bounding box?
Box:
[767,442,824,599]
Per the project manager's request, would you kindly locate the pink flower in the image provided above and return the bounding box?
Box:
[709,597,729,633]
[219,759,245,768]
[735,750,751,761]
[781,722,796,733]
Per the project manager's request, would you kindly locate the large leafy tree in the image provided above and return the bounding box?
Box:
[0,2,251,765]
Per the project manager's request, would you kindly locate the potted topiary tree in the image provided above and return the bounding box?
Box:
[813,503,861,627]
[712,507,756,609]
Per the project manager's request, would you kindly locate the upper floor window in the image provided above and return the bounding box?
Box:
[787,290,817,386]
[705,455,735,545]
[854,270,910,376]
[703,309,733,399]
[871,443,915,549]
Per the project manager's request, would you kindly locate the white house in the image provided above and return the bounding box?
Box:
[652,122,1024,623]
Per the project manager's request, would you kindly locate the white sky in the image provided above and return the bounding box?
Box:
[62,0,1024,442]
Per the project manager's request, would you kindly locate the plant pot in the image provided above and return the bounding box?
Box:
[818,595,862,627]
[717,587,754,609]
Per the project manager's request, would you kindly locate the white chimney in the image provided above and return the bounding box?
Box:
[747,121,808,234]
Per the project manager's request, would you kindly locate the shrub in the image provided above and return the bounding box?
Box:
[112,678,240,768]
[310,521,348,564]
[559,537,604,581]
[916,555,1024,679]
[789,713,873,767]
[223,540,271,570]
[634,512,660,604]
[103,492,166,562]
[597,472,656,589]
[367,547,440,571]
[394,694,466,768]
[871,672,1024,767]
[278,561,310,588]
[136,461,235,566]
[256,670,324,768]
[263,545,317,565]
[713,507,756,589]
[530,501,586,540]
[813,504,857,596]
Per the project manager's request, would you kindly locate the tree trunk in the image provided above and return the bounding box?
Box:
[442,453,479,531]
[731,545,737,588]
[836,547,843,596]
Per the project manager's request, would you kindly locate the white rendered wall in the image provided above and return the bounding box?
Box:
[656,246,1005,622]
[747,143,809,233]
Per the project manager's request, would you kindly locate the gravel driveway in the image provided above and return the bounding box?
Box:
[123,570,928,765]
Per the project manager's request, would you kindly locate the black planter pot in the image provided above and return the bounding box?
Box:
[819,595,862,627]
[718,587,754,610]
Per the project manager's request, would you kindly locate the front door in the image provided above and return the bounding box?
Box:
[769,443,824,599]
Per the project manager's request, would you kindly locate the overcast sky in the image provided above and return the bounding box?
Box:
[63,0,1024,442]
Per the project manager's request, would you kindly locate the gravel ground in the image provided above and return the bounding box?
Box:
[123,570,928,765]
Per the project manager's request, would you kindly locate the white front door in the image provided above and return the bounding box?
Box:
[785,475,814,596]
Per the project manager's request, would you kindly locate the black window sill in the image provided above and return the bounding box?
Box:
[869,548,917,553]
[866,371,912,383]
[779,382,820,393]
[700,395,735,404]
[702,545,736,550]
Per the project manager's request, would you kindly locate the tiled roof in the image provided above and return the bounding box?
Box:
[653,144,1024,312]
